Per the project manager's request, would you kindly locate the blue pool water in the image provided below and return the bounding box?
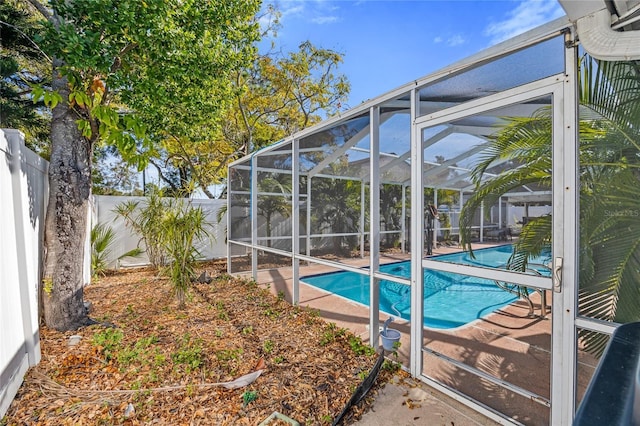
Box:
[301,245,551,329]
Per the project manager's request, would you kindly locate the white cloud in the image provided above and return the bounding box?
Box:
[270,0,342,26]
[433,34,465,46]
[447,34,466,47]
[312,15,340,24]
[484,0,565,45]
[309,1,342,25]
[279,2,305,20]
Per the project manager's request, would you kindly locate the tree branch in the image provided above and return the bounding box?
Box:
[0,19,51,62]
[170,135,216,199]
[148,158,180,193]
[25,0,53,22]
[235,71,253,156]
[110,43,139,73]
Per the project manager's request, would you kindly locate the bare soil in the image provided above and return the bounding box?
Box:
[4,260,401,425]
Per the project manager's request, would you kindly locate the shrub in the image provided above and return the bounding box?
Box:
[116,190,211,307]
[114,190,168,268]
[161,199,210,307]
[91,223,142,277]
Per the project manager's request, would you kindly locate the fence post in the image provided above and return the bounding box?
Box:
[7,129,41,367]
[0,128,46,417]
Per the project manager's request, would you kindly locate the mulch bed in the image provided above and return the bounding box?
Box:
[4,261,402,425]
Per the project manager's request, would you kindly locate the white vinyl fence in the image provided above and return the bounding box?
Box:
[0,129,47,417]
[91,195,228,269]
[0,129,229,418]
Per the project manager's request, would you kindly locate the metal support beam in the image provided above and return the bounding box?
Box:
[306,177,312,257]
[409,89,425,377]
[433,190,439,248]
[292,139,300,304]
[421,142,489,179]
[380,126,455,174]
[360,181,366,258]
[307,112,394,179]
[401,184,407,253]
[552,29,579,426]
[479,201,484,243]
[369,106,381,347]
[251,155,258,280]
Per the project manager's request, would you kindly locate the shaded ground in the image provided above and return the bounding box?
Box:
[4,261,403,425]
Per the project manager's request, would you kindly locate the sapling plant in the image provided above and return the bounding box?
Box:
[114,189,169,268]
[116,191,212,307]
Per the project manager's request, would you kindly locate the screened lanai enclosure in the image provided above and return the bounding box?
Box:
[228,5,640,425]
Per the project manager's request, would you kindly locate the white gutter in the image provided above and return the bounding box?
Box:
[576,8,640,60]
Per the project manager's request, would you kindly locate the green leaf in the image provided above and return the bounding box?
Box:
[74,91,90,108]
[75,119,92,138]
[31,85,44,103]
[45,91,63,109]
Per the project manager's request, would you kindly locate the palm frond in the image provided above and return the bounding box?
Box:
[456,55,640,356]
[470,108,552,185]
[91,222,142,276]
[579,170,640,324]
[507,215,551,272]
[576,57,640,342]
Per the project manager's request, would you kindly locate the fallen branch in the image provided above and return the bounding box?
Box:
[31,368,264,398]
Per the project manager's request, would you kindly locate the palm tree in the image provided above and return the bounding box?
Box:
[380,183,403,248]
[576,58,640,352]
[311,176,362,255]
[256,173,292,248]
[459,56,640,352]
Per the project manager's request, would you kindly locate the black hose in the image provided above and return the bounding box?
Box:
[332,351,385,426]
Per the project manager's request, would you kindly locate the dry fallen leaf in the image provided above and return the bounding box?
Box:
[124,403,135,417]
[4,260,393,425]
[220,370,264,390]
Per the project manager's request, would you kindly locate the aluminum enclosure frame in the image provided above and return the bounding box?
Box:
[227,15,614,425]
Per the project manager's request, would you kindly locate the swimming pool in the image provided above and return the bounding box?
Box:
[301,245,551,329]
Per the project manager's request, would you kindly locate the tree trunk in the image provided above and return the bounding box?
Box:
[42,61,92,331]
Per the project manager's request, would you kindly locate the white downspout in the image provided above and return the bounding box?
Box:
[577,8,640,60]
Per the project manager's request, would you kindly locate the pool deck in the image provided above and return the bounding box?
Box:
[240,243,599,425]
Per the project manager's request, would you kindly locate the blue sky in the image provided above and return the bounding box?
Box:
[263,0,566,108]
